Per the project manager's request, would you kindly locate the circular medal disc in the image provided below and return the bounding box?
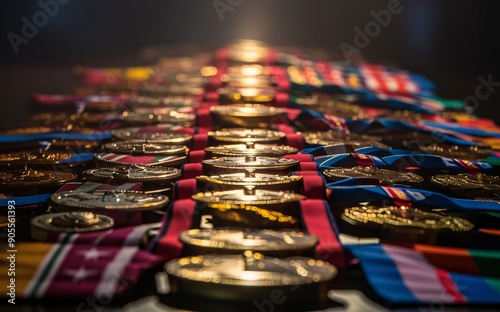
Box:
[127,95,198,108]
[0,169,77,187]
[103,141,188,156]
[31,212,114,239]
[50,190,169,212]
[323,166,423,185]
[208,128,285,145]
[217,87,276,103]
[192,189,304,205]
[202,156,299,173]
[210,104,286,128]
[197,173,302,188]
[179,229,318,255]
[0,127,54,135]
[94,152,187,168]
[111,127,192,144]
[205,144,297,157]
[165,253,336,302]
[303,131,387,149]
[0,151,74,166]
[341,205,474,240]
[431,173,500,198]
[84,165,181,183]
[121,111,195,126]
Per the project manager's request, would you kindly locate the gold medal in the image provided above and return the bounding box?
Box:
[303,130,387,149]
[210,104,286,128]
[341,205,474,243]
[205,144,297,158]
[84,165,181,183]
[0,151,73,166]
[0,169,77,187]
[111,127,192,145]
[31,212,114,241]
[208,128,285,148]
[103,141,188,156]
[323,166,423,185]
[202,156,299,175]
[196,173,302,193]
[192,189,304,229]
[180,229,318,257]
[50,190,169,212]
[165,253,336,302]
[121,111,195,127]
[431,173,500,199]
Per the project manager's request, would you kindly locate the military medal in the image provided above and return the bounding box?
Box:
[196,173,302,193]
[179,228,318,257]
[340,205,474,244]
[165,253,336,302]
[30,211,114,241]
[323,166,423,185]
[49,190,169,212]
[204,144,297,158]
[201,156,299,175]
[207,128,286,148]
[192,189,304,229]
[210,104,286,128]
[431,173,500,199]
[84,165,181,184]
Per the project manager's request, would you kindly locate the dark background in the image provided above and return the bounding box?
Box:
[1,0,499,130]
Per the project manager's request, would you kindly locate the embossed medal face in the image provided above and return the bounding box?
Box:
[343,206,474,232]
[127,95,198,108]
[84,165,181,183]
[303,130,387,148]
[208,128,286,145]
[179,229,318,253]
[431,173,500,198]
[0,169,77,187]
[111,127,192,144]
[140,83,205,96]
[205,144,297,157]
[418,142,493,160]
[94,152,187,167]
[211,103,284,117]
[46,139,100,151]
[211,104,286,128]
[0,127,54,135]
[217,87,276,103]
[103,141,188,156]
[165,254,336,289]
[121,111,195,126]
[323,166,423,185]
[197,173,302,186]
[222,74,274,87]
[192,189,304,205]
[50,190,169,211]
[0,151,73,166]
[31,212,114,234]
[202,156,299,172]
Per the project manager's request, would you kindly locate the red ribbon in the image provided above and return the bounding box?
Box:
[182,163,203,179]
[300,200,344,269]
[192,134,208,150]
[188,150,206,163]
[173,178,197,200]
[301,175,326,199]
[155,199,195,258]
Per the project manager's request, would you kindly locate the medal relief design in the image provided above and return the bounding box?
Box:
[50,191,169,211]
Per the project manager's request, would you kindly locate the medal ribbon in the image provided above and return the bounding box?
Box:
[151,199,195,259]
[300,199,344,268]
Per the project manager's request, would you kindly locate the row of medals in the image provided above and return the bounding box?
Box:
[1,41,499,305]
